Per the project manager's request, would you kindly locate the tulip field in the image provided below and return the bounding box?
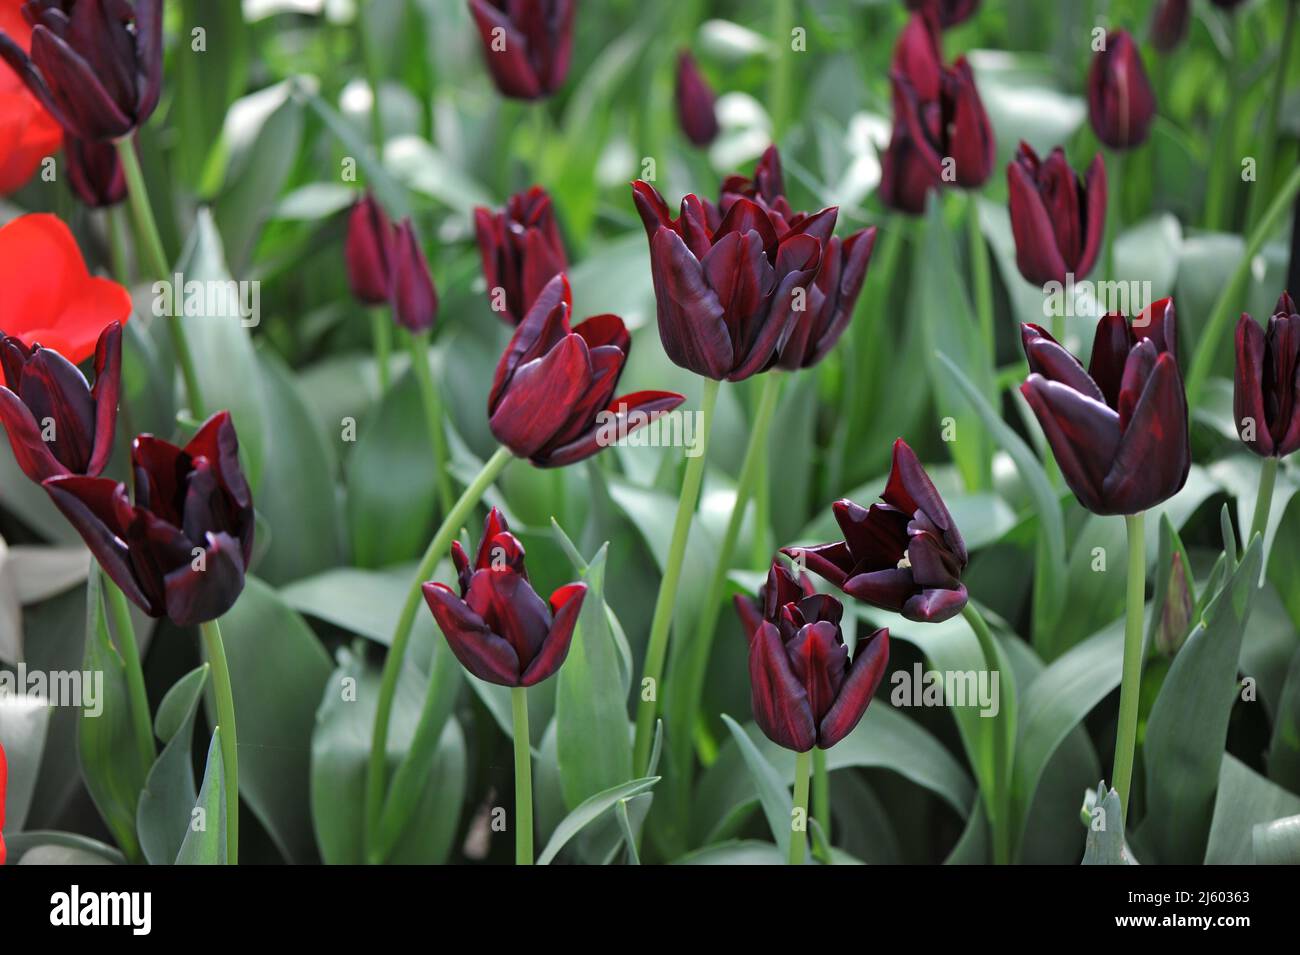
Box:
[2,0,1300,888]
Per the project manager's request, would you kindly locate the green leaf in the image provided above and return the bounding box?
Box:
[1253,814,1300,864]
[2,831,126,866]
[674,840,784,865]
[281,563,438,648]
[301,89,411,218]
[1081,784,1137,865]
[1268,645,1300,793]
[0,695,52,831]
[719,714,792,855]
[176,730,226,865]
[137,665,209,865]
[1205,755,1300,863]
[172,0,250,189]
[536,776,660,865]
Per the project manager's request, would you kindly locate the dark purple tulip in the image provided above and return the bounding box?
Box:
[892,8,943,100]
[734,557,818,642]
[675,51,719,148]
[1087,29,1156,150]
[345,191,393,307]
[630,178,825,381]
[488,274,685,467]
[1007,141,1107,286]
[0,320,119,482]
[467,0,574,100]
[1021,299,1191,516]
[1149,0,1191,53]
[64,135,124,207]
[784,439,969,623]
[891,56,995,190]
[903,0,980,29]
[749,590,890,752]
[1234,292,1300,459]
[44,411,255,626]
[879,120,944,215]
[474,186,568,325]
[423,507,586,687]
[389,219,438,333]
[0,0,163,142]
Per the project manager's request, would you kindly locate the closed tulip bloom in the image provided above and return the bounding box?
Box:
[631,178,826,380]
[784,440,969,622]
[903,0,980,29]
[1234,292,1300,458]
[1007,142,1107,286]
[0,321,119,482]
[0,213,131,363]
[44,411,255,626]
[345,191,393,306]
[488,274,685,467]
[1149,0,1191,53]
[474,186,567,325]
[892,59,995,189]
[675,51,719,147]
[423,507,587,687]
[467,0,574,100]
[388,219,438,333]
[879,120,943,215]
[65,134,124,207]
[734,557,818,641]
[1020,299,1190,515]
[0,0,62,195]
[0,0,163,142]
[749,591,890,752]
[1087,29,1156,150]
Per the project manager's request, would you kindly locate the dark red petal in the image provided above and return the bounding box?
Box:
[86,321,121,477]
[1075,153,1107,279]
[489,273,572,410]
[30,26,132,139]
[388,219,438,333]
[345,193,393,305]
[467,0,542,99]
[818,628,889,748]
[423,581,521,686]
[883,439,965,564]
[535,389,686,468]
[466,569,553,671]
[520,581,587,686]
[1020,374,1121,514]
[1102,353,1190,514]
[43,474,149,611]
[1087,312,1135,409]
[19,346,94,473]
[648,226,732,379]
[902,584,969,623]
[1007,159,1068,286]
[0,386,65,481]
[735,593,764,643]
[785,620,848,724]
[162,530,246,626]
[1021,324,1105,402]
[490,333,591,458]
[675,50,719,147]
[841,567,915,612]
[572,312,630,354]
[781,542,854,590]
[1233,313,1271,456]
[184,411,252,513]
[748,620,817,752]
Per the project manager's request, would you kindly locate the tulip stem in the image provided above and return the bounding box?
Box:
[671,373,782,778]
[511,686,534,865]
[1246,0,1297,232]
[1111,511,1146,826]
[199,618,239,865]
[103,573,155,776]
[1203,17,1240,233]
[967,195,994,363]
[633,377,720,777]
[114,136,204,419]
[767,0,794,142]
[405,329,455,517]
[790,749,811,866]
[812,746,831,860]
[370,307,392,392]
[364,445,513,861]
[1103,149,1124,282]
[1186,164,1300,406]
[961,602,1010,864]
[1249,456,1279,548]
[106,205,133,287]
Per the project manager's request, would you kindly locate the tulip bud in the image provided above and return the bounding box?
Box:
[734,558,818,642]
[903,0,980,29]
[473,186,568,325]
[1233,292,1300,459]
[1087,29,1156,150]
[65,135,125,208]
[675,51,720,147]
[345,191,394,306]
[388,219,438,333]
[1007,142,1107,286]
[893,57,996,191]
[0,0,164,142]
[1155,550,1195,657]
[1149,0,1191,54]
[467,0,574,100]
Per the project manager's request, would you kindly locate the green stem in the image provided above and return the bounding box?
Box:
[106,205,132,286]
[767,0,794,142]
[672,374,783,773]
[961,602,1010,864]
[1203,18,1240,232]
[406,329,455,517]
[103,573,155,774]
[1103,149,1123,280]
[364,445,513,860]
[1247,0,1298,231]
[790,749,811,866]
[370,307,392,392]
[115,136,204,418]
[812,746,830,859]
[1186,164,1300,405]
[357,14,386,154]
[968,194,994,363]
[511,686,533,865]
[1250,456,1279,547]
[1111,512,1147,825]
[632,377,720,776]
[199,618,239,865]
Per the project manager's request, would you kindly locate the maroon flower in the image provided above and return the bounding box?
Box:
[1020,299,1190,515]
[1087,29,1156,150]
[903,0,980,29]
[0,320,120,482]
[784,439,969,623]
[345,191,393,307]
[0,0,163,142]
[1149,0,1191,53]
[44,411,255,626]
[467,0,574,100]
[675,50,719,148]
[473,186,567,325]
[488,273,685,467]
[388,219,438,333]
[1234,292,1300,459]
[748,590,890,752]
[65,134,124,207]
[892,57,995,189]
[423,507,586,687]
[879,121,944,215]
[1007,141,1106,287]
[734,557,818,641]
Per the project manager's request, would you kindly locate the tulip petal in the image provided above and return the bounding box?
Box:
[20,346,95,473]
[489,334,591,458]
[465,569,553,671]
[30,27,132,139]
[1076,153,1107,280]
[782,542,854,589]
[649,227,732,379]
[86,321,121,477]
[1020,374,1120,513]
[1102,353,1190,514]
[489,273,571,409]
[841,567,915,613]
[902,583,969,623]
[537,389,686,468]
[520,581,587,686]
[163,530,247,627]
[0,385,64,481]
[749,621,817,752]
[1007,158,1069,286]
[1021,323,1105,403]
[468,0,542,99]
[43,474,149,610]
[1233,313,1271,456]
[735,593,764,643]
[423,581,521,686]
[818,628,889,748]
[785,620,848,724]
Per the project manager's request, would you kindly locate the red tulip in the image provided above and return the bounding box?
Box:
[892,56,995,190]
[879,120,944,215]
[488,274,685,467]
[903,0,980,29]
[1234,292,1300,459]
[1149,0,1191,53]
[0,321,120,482]
[423,507,587,687]
[675,51,719,148]
[474,186,568,325]
[734,557,819,642]
[1007,141,1106,286]
[467,0,574,100]
[784,439,969,623]
[388,218,438,333]
[345,191,393,306]
[65,134,124,207]
[0,0,61,195]
[0,213,131,364]
[1021,299,1190,515]
[1087,29,1156,150]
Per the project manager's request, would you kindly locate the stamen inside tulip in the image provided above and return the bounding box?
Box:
[897,551,913,570]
